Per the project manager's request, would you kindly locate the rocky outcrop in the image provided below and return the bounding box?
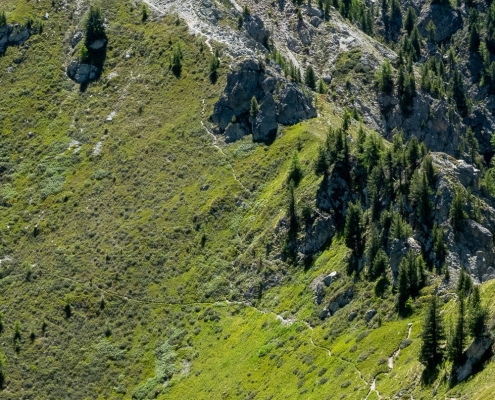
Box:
[298,214,335,256]
[456,336,493,382]
[67,61,100,84]
[320,287,354,319]
[212,59,316,143]
[430,153,495,282]
[365,309,376,322]
[417,5,462,43]
[243,14,269,48]
[0,24,31,54]
[379,93,463,155]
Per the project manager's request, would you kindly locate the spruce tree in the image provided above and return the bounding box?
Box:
[405,250,419,298]
[468,286,487,337]
[372,249,389,279]
[422,155,435,185]
[426,20,436,42]
[366,223,381,273]
[420,294,445,369]
[398,261,410,314]
[432,223,446,266]
[287,184,298,242]
[410,27,422,60]
[344,201,363,256]
[451,67,468,117]
[376,60,394,95]
[142,4,149,22]
[344,203,363,276]
[317,77,327,94]
[469,23,480,52]
[287,152,303,186]
[449,294,467,366]
[0,11,6,27]
[314,145,328,175]
[305,65,316,90]
[404,7,416,36]
[450,186,466,232]
[85,6,106,45]
[410,171,432,225]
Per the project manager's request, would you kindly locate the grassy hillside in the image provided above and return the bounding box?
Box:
[0,1,494,399]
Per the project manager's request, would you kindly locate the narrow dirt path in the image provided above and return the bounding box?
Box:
[388,322,413,370]
[364,322,413,400]
[25,266,400,399]
[201,99,250,193]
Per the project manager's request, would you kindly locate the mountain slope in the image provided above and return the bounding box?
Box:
[0,0,495,399]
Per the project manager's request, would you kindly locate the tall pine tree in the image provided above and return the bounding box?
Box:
[419,294,445,369]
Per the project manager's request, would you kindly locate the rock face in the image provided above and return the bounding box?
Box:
[0,24,31,54]
[322,287,354,318]
[211,59,316,143]
[379,93,463,155]
[456,337,493,382]
[243,14,270,47]
[431,153,495,282]
[67,61,100,84]
[417,5,462,43]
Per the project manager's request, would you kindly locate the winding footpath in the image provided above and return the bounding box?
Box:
[23,266,420,399]
[200,99,250,193]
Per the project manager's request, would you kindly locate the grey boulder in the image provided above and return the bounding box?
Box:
[67,61,100,84]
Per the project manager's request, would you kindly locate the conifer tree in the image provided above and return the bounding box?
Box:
[171,44,183,76]
[142,4,149,22]
[410,171,432,225]
[85,6,106,45]
[451,67,468,117]
[422,155,435,185]
[426,20,436,42]
[432,223,446,266]
[366,223,380,273]
[344,201,363,256]
[419,294,445,369]
[469,23,480,52]
[398,261,410,314]
[450,185,466,231]
[410,27,422,60]
[376,60,394,94]
[372,249,389,279]
[0,11,6,27]
[449,294,467,366]
[305,65,316,90]
[287,183,298,242]
[287,152,303,186]
[404,7,416,36]
[314,145,328,175]
[469,286,487,337]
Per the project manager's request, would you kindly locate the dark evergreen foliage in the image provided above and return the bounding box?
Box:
[419,295,445,369]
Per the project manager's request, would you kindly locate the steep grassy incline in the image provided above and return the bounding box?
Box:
[0,1,495,400]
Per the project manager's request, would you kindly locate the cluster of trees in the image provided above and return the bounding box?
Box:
[420,56,446,98]
[376,50,468,117]
[302,105,485,320]
[419,271,488,375]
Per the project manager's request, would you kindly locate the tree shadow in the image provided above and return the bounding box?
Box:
[79,42,107,92]
[421,364,441,386]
